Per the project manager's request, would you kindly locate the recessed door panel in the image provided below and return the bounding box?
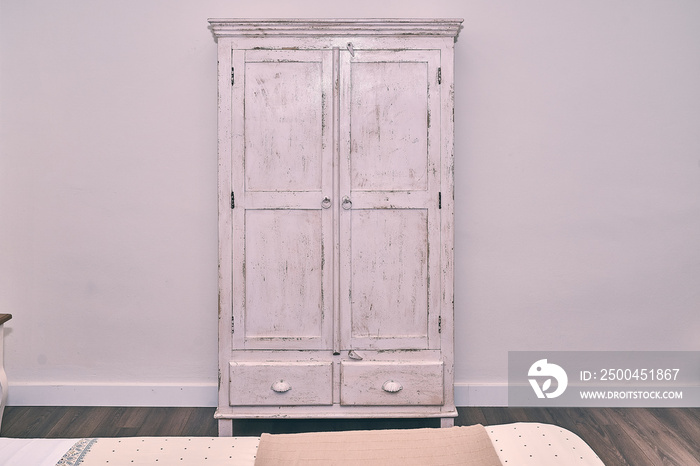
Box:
[244,210,327,347]
[350,61,429,191]
[350,209,429,340]
[244,52,327,192]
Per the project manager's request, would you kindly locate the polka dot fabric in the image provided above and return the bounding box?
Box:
[486,423,605,465]
[4,423,605,465]
[57,437,260,465]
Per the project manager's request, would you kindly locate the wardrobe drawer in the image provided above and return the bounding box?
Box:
[340,360,444,406]
[229,361,333,406]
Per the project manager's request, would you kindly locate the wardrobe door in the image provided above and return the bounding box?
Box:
[231,49,334,350]
[339,50,442,351]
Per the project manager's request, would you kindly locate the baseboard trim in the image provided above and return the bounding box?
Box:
[454,383,508,407]
[7,382,507,407]
[7,382,219,407]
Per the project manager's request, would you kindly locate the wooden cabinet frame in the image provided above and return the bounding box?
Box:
[209,19,462,435]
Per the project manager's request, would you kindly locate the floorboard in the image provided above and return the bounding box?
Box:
[1,407,698,465]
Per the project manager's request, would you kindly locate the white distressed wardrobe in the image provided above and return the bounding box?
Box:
[208,19,462,435]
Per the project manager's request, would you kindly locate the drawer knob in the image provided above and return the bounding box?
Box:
[382,380,403,393]
[271,380,291,393]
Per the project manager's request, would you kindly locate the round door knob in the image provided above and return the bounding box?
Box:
[321,197,332,209]
[342,196,352,210]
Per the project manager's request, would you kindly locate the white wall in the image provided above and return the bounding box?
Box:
[1,0,698,406]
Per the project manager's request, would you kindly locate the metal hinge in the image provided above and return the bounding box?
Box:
[231,191,235,209]
[439,192,442,209]
[231,315,235,333]
[438,316,442,333]
[231,67,234,85]
[438,67,442,85]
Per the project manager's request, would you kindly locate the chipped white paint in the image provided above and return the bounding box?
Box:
[211,18,462,435]
[208,18,463,38]
[340,361,444,406]
[230,361,333,406]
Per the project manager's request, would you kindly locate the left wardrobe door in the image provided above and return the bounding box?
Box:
[230,49,335,351]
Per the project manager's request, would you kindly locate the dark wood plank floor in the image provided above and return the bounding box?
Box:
[2,407,699,465]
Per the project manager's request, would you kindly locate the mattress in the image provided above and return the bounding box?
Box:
[0,422,604,465]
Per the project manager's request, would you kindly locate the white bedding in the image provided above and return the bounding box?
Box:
[0,438,76,466]
[486,423,604,465]
[0,437,261,466]
[0,422,604,465]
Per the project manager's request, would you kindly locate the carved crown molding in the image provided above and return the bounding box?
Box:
[208,18,463,39]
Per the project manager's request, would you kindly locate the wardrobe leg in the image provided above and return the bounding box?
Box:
[218,419,233,437]
[440,417,455,428]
